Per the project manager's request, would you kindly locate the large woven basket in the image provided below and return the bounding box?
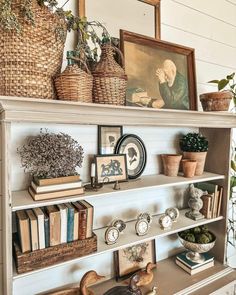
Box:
[92,44,127,105]
[0,0,66,99]
[55,58,93,103]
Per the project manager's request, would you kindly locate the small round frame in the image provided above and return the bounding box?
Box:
[115,134,147,179]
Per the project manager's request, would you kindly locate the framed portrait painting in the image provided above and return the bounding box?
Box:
[94,154,128,184]
[120,30,197,110]
[114,240,156,280]
[98,125,123,155]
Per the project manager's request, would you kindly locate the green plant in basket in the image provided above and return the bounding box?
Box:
[179,132,208,152]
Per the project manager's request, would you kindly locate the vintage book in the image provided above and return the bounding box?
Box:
[26,209,39,251]
[79,200,94,238]
[197,182,218,218]
[28,186,84,201]
[176,251,214,269]
[33,175,81,186]
[45,205,61,246]
[65,203,75,242]
[176,258,214,275]
[73,201,87,240]
[32,207,45,249]
[73,206,79,241]
[42,210,50,248]
[217,186,223,217]
[57,204,68,244]
[31,180,82,193]
[16,210,31,253]
[200,194,213,219]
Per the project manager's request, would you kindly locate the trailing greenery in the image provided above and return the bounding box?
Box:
[179,132,208,152]
[0,0,111,62]
[209,72,236,107]
[17,129,84,179]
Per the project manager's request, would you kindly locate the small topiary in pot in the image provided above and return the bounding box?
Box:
[179,133,208,176]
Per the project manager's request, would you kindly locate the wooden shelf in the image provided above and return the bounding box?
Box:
[0,96,236,127]
[11,172,225,211]
[13,209,223,279]
[90,258,233,295]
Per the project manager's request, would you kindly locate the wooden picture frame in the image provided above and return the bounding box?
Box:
[94,154,128,184]
[120,30,197,111]
[114,240,156,280]
[98,125,123,155]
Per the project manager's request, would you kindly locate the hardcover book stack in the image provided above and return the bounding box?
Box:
[196,182,223,219]
[28,175,84,201]
[176,251,214,275]
[16,200,94,253]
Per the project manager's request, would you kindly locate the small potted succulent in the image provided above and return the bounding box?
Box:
[199,73,235,112]
[17,129,84,181]
[179,132,208,176]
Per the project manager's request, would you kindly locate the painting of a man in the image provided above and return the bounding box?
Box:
[156,59,189,110]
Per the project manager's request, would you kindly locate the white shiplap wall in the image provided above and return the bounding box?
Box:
[11,1,236,294]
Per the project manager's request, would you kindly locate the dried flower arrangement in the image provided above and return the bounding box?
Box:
[17,129,84,179]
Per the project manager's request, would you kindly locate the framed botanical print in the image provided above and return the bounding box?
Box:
[94,154,128,184]
[98,125,123,155]
[114,240,156,280]
[120,30,197,110]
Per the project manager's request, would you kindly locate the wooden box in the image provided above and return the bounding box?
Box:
[13,233,97,274]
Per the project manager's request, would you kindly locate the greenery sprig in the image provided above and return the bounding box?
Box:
[179,132,208,153]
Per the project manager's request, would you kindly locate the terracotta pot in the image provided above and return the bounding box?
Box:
[182,159,197,178]
[183,152,207,176]
[199,91,232,111]
[161,154,182,177]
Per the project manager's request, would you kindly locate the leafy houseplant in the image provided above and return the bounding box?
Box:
[179,133,208,176]
[17,129,84,179]
[199,73,234,112]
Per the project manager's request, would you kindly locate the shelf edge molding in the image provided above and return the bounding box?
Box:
[0,96,236,127]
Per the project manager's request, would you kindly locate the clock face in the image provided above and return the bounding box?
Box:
[105,227,120,245]
[159,214,172,229]
[165,207,180,222]
[136,219,149,236]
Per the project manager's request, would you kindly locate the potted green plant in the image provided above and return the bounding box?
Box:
[199,73,235,112]
[179,132,208,176]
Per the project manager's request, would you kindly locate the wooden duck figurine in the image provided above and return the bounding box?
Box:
[80,270,105,295]
[146,287,157,295]
[103,273,142,295]
[136,262,156,287]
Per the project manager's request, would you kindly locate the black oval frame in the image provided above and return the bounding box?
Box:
[115,134,147,179]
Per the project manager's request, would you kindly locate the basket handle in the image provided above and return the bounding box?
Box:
[67,56,91,74]
[112,46,125,69]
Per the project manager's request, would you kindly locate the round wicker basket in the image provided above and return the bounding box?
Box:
[55,58,93,103]
[0,0,66,99]
[92,44,127,105]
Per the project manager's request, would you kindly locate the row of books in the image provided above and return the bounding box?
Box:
[16,200,94,253]
[176,251,214,275]
[197,182,223,219]
[29,175,84,201]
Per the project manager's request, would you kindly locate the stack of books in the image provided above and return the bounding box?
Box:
[28,175,84,201]
[196,182,223,219]
[175,251,214,275]
[16,200,94,253]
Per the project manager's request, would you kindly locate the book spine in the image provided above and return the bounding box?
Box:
[44,216,50,248]
[78,210,87,240]
[38,215,46,249]
[60,209,67,244]
[67,208,74,242]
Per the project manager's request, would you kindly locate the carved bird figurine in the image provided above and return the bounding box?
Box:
[80,270,105,295]
[103,273,142,295]
[135,262,156,287]
[146,287,157,295]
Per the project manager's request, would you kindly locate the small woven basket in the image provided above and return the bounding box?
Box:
[55,58,93,103]
[0,0,66,99]
[92,44,127,105]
